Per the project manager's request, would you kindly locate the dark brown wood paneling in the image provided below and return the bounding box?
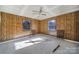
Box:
[75,11,79,41]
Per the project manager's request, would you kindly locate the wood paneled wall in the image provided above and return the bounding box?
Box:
[1,11,79,42]
[39,18,57,36]
[0,12,40,41]
[31,19,40,33]
[56,13,76,40]
[39,20,48,34]
[40,11,79,41]
[56,11,79,41]
[41,12,76,40]
[75,11,79,41]
[0,12,2,40]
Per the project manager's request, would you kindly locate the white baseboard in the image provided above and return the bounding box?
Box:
[64,39,79,43]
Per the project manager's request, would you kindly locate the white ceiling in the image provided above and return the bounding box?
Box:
[0,5,79,20]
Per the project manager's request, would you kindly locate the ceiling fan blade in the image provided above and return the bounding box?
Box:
[41,14,46,16]
[32,10,39,12]
[32,13,39,14]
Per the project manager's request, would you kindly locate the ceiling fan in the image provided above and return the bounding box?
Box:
[32,7,48,16]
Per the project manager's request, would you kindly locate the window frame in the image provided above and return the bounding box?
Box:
[22,20,31,30]
[48,20,56,31]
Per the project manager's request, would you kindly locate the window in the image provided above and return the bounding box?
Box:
[22,20,31,30]
[48,20,56,31]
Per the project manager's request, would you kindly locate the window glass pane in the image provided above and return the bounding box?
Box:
[48,20,56,31]
[23,20,31,30]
